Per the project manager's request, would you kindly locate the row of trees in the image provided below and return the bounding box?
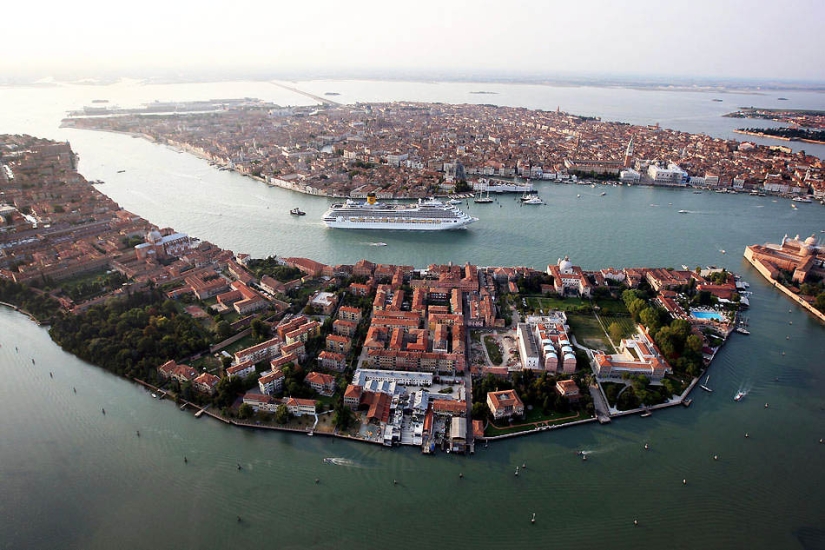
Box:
[49,290,210,381]
[739,127,825,142]
[245,257,303,283]
[0,279,62,321]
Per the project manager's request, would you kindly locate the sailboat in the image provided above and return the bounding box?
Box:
[474,189,493,203]
[700,374,713,393]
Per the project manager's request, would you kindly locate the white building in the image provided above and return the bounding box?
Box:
[517,323,541,370]
[647,164,688,186]
[619,169,640,182]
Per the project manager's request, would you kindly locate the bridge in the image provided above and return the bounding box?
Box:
[270,81,342,107]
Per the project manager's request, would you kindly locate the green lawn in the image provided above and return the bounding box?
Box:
[527,296,586,313]
[566,313,611,350]
[603,316,638,340]
[224,334,258,355]
[593,299,630,316]
[483,335,503,365]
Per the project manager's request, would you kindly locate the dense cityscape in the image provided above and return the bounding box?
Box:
[7,133,822,454]
[61,100,825,200]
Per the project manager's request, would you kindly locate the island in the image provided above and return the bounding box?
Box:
[0,135,764,454]
[727,107,825,144]
[61,99,825,200]
[745,235,825,322]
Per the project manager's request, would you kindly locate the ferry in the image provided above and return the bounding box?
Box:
[322,193,477,231]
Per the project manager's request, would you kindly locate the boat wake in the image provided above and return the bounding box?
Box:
[734,381,753,401]
[323,457,361,467]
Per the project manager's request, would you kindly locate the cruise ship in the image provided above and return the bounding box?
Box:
[322,194,478,231]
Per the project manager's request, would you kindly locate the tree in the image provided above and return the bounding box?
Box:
[816,292,825,312]
[238,403,253,420]
[640,307,662,332]
[685,334,703,355]
[333,401,354,430]
[274,404,290,425]
[216,320,232,340]
[627,298,646,321]
[472,401,490,420]
[251,319,267,342]
[608,322,623,344]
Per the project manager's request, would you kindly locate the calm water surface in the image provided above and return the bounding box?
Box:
[1,80,824,549]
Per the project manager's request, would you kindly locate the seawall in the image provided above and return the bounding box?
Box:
[744,246,825,324]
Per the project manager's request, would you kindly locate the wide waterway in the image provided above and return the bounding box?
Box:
[1,79,825,549]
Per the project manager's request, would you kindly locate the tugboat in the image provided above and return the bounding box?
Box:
[290,207,306,216]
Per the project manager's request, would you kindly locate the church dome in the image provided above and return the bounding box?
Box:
[558,256,574,273]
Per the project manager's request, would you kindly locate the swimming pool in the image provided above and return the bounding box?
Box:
[691,310,725,321]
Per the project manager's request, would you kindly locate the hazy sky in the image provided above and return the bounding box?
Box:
[6,0,825,81]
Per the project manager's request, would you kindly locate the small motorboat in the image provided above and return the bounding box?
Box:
[290,208,306,216]
[734,390,746,402]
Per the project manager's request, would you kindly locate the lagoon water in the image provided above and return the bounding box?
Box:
[1,79,825,549]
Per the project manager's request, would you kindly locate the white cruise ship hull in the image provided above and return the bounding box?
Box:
[322,198,478,231]
[323,217,476,230]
